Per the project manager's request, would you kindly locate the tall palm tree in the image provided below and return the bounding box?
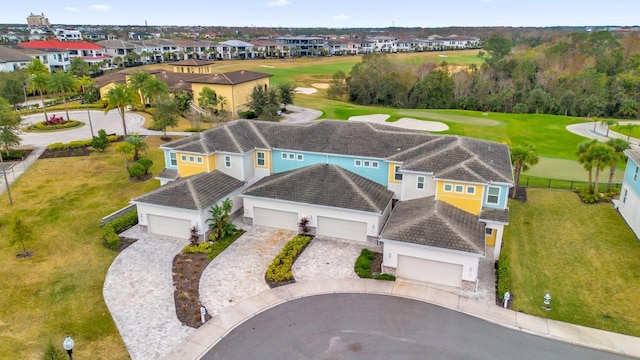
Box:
[577,140,598,192]
[103,84,139,137]
[47,70,77,121]
[586,142,614,195]
[509,143,540,198]
[600,118,619,137]
[25,59,50,121]
[127,71,153,106]
[141,77,168,107]
[605,138,630,192]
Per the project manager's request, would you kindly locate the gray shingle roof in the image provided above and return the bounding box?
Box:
[242,164,394,213]
[155,168,178,181]
[0,45,31,62]
[380,196,485,255]
[161,120,514,185]
[132,171,245,210]
[480,207,510,224]
[625,149,640,164]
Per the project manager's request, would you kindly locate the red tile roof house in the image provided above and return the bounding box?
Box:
[18,39,110,67]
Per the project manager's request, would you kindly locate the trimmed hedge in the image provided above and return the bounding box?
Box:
[47,135,118,150]
[497,252,510,300]
[102,210,138,251]
[265,235,312,283]
[27,120,83,131]
[181,229,245,261]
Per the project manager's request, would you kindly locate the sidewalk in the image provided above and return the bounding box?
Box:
[0,146,46,196]
[166,278,640,359]
[566,121,640,147]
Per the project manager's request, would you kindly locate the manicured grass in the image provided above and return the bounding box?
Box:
[523,157,625,183]
[136,110,194,132]
[0,137,167,359]
[504,189,640,336]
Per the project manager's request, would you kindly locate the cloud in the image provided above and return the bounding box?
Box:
[87,4,114,11]
[64,6,80,12]
[330,14,350,20]
[265,0,290,6]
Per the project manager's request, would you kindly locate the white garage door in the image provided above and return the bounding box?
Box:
[397,255,463,288]
[147,214,191,239]
[317,216,367,242]
[253,207,298,231]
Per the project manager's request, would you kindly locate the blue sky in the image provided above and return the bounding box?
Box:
[3,0,640,28]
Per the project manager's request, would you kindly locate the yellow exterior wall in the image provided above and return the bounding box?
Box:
[255,149,271,169]
[191,76,270,118]
[388,162,402,184]
[436,181,483,215]
[485,228,497,246]
[177,152,208,177]
[207,154,217,172]
[172,65,213,74]
[99,82,117,99]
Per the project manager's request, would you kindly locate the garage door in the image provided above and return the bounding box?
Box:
[253,207,298,231]
[317,216,367,242]
[147,214,191,239]
[397,255,463,288]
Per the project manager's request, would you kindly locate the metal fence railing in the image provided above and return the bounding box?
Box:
[520,176,622,192]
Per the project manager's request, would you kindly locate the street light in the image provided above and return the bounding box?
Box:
[63,336,74,360]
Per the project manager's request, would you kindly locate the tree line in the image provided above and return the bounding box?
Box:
[329,30,640,119]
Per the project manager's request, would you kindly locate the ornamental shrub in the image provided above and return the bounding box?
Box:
[137,157,153,174]
[265,235,311,283]
[92,129,110,151]
[128,162,146,179]
[103,224,121,250]
[497,252,510,300]
[354,248,374,278]
[108,210,138,233]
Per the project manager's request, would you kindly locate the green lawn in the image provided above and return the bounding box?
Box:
[504,189,640,336]
[0,137,168,359]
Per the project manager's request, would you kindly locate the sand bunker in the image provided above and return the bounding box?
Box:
[349,114,449,132]
[294,87,318,95]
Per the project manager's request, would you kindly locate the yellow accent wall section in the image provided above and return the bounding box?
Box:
[485,228,497,246]
[177,153,208,177]
[255,150,270,169]
[388,162,402,184]
[207,154,217,172]
[191,77,270,118]
[436,181,483,215]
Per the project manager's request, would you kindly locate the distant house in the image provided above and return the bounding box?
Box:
[18,39,108,67]
[0,45,32,72]
[169,59,215,74]
[617,149,640,238]
[132,120,514,289]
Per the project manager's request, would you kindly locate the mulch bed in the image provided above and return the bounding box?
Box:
[172,253,213,328]
[370,251,383,274]
[40,146,93,159]
[512,186,528,202]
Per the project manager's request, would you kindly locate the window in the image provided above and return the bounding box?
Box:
[189,156,195,163]
[224,155,231,168]
[257,151,266,166]
[170,153,177,166]
[288,153,295,160]
[394,165,403,181]
[181,155,187,162]
[297,154,304,161]
[363,160,371,168]
[485,228,494,236]
[443,183,453,192]
[281,153,287,160]
[487,186,500,205]
[623,189,628,204]
[467,186,475,194]
[196,157,203,164]
[417,176,425,190]
[455,185,464,193]
[355,160,362,167]
[635,166,639,182]
[372,161,379,168]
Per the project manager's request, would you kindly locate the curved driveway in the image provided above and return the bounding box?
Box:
[205,294,626,360]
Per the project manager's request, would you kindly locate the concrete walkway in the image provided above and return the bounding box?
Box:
[566,120,640,146]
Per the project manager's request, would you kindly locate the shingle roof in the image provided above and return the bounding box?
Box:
[169,59,215,66]
[96,39,136,49]
[0,45,31,63]
[479,207,509,224]
[132,171,245,210]
[161,120,514,185]
[625,149,640,164]
[189,70,272,85]
[156,168,179,181]
[242,164,394,214]
[380,197,485,255]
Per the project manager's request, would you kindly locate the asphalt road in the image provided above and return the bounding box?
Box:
[204,293,627,360]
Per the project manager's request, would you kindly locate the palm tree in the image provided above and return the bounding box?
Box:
[103,84,139,137]
[509,143,540,198]
[141,77,168,107]
[619,123,638,141]
[605,138,630,192]
[577,140,598,192]
[600,118,619,137]
[127,71,153,106]
[47,70,77,122]
[124,134,148,161]
[585,142,614,195]
[26,72,50,122]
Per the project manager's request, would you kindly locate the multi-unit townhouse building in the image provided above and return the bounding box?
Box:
[131,119,513,289]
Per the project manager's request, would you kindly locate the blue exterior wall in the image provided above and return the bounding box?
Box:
[481,184,510,209]
[623,157,640,194]
[271,150,389,186]
[163,149,177,170]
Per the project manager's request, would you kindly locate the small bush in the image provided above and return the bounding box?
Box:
[41,341,66,360]
[128,163,146,178]
[374,273,396,281]
[578,189,598,204]
[1,150,25,161]
[108,210,138,233]
[185,127,207,132]
[183,242,213,254]
[48,135,118,151]
[265,235,312,283]
[92,129,111,152]
[137,157,153,174]
[241,110,257,119]
[497,252,510,300]
[354,248,374,278]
